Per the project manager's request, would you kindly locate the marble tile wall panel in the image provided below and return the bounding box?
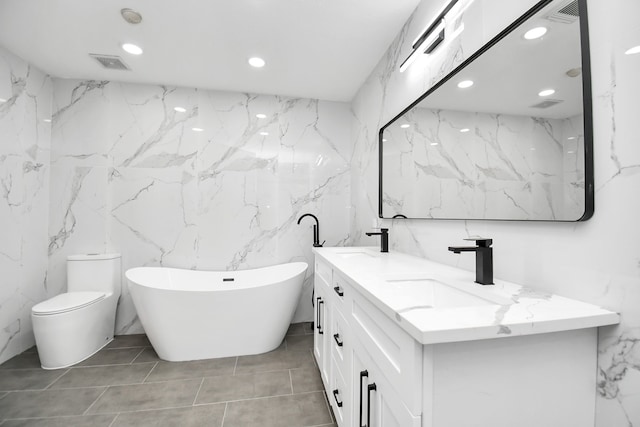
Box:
[0,46,51,364]
[49,81,351,334]
[349,0,640,424]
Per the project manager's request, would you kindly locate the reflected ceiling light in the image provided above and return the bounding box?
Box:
[122,43,143,55]
[192,127,204,132]
[256,113,267,119]
[382,138,388,142]
[567,150,575,154]
[625,45,640,55]
[0,97,6,103]
[430,142,439,146]
[43,119,51,123]
[260,131,269,136]
[248,57,266,68]
[538,89,555,97]
[400,124,411,129]
[524,27,547,40]
[174,107,186,113]
[567,136,577,140]
[460,128,470,133]
[457,80,474,89]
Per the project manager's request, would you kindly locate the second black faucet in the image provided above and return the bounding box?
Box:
[366,228,389,253]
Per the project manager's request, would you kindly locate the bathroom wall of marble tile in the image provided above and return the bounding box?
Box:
[48,80,352,335]
[350,0,640,424]
[0,46,52,364]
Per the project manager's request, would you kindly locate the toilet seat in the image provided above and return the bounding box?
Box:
[32,292,106,316]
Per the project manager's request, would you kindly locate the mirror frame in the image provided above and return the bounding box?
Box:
[378,0,593,221]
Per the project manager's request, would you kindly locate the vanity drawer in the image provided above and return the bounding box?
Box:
[315,258,332,288]
[350,288,422,414]
[329,360,350,427]
[330,306,350,379]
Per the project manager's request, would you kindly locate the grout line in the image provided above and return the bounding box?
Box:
[83,386,109,415]
[288,369,294,395]
[232,357,238,376]
[107,413,119,427]
[193,390,325,406]
[142,361,158,383]
[43,368,71,390]
[220,402,228,427]
[192,378,205,406]
[130,347,147,364]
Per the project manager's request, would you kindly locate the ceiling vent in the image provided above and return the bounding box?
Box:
[89,54,131,71]
[530,99,564,109]
[544,0,579,24]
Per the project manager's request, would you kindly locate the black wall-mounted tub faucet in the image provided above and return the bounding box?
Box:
[297,213,324,247]
[448,238,494,285]
[366,228,389,253]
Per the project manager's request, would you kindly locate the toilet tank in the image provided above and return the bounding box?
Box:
[67,253,122,295]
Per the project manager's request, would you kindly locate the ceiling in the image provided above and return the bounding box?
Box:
[0,0,421,102]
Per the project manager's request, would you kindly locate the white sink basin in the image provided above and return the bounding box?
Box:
[386,278,512,311]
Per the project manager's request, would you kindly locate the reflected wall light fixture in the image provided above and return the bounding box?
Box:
[399,0,460,72]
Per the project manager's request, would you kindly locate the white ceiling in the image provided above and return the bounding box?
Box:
[0,0,421,102]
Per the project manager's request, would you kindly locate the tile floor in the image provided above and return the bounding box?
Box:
[0,322,336,427]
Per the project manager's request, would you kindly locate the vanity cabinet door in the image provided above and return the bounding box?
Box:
[351,339,421,427]
[313,283,331,387]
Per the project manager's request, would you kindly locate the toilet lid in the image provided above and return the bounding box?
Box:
[32,292,106,315]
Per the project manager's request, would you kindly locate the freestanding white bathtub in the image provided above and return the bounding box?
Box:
[125,262,308,361]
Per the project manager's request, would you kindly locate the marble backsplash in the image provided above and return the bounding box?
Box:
[350,0,640,424]
[0,46,51,364]
[47,81,352,335]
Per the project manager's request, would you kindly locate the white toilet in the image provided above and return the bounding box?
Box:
[32,253,121,369]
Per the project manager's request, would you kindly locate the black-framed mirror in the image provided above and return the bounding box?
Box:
[379,0,593,221]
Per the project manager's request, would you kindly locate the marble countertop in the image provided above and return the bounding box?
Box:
[313,247,620,345]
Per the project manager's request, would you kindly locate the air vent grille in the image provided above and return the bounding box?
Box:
[544,0,579,23]
[89,54,130,70]
[530,99,564,109]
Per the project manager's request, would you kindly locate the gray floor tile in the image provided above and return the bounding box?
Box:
[195,370,292,404]
[49,363,156,388]
[144,357,236,382]
[1,414,116,427]
[0,352,42,370]
[86,378,201,414]
[0,369,66,391]
[106,335,150,349]
[286,323,308,336]
[223,392,332,427]
[77,348,142,367]
[0,391,7,400]
[290,367,324,393]
[235,348,315,374]
[286,334,314,351]
[0,387,106,419]
[111,403,225,427]
[131,347,160,363]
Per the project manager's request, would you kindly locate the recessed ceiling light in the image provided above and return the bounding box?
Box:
[43,119,51,123]
[400,124,410,129]
[382,139,388,142]
[430,142,439,146]
[567,136,577,140]
[0,97,6,103]
[174,107,187,113]
[192,127,204,132]
[122,43,143,55]
[524,27,547,40]
[538,89,555,97]
[248,57,266,68]
[457,80,474,89]
[121,8,142,24]
[567,150,575,154]
[259,131,269,136]
[256,113,267,119]
[625,45,640,55]
[460,128,470,133]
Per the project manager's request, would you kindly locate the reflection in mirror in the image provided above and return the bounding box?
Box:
[380,0,593,221]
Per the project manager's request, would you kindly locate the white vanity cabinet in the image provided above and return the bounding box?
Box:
[313,247,620,427]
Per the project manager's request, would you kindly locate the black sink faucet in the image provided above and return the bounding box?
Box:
[366,228,389,253]
[448,238,494,285]
[297,213,324,247]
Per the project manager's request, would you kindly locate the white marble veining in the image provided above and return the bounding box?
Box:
[0,46,52,364]
[48,81,351,334]
[350,0,640,424]
[315,247,619,344]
